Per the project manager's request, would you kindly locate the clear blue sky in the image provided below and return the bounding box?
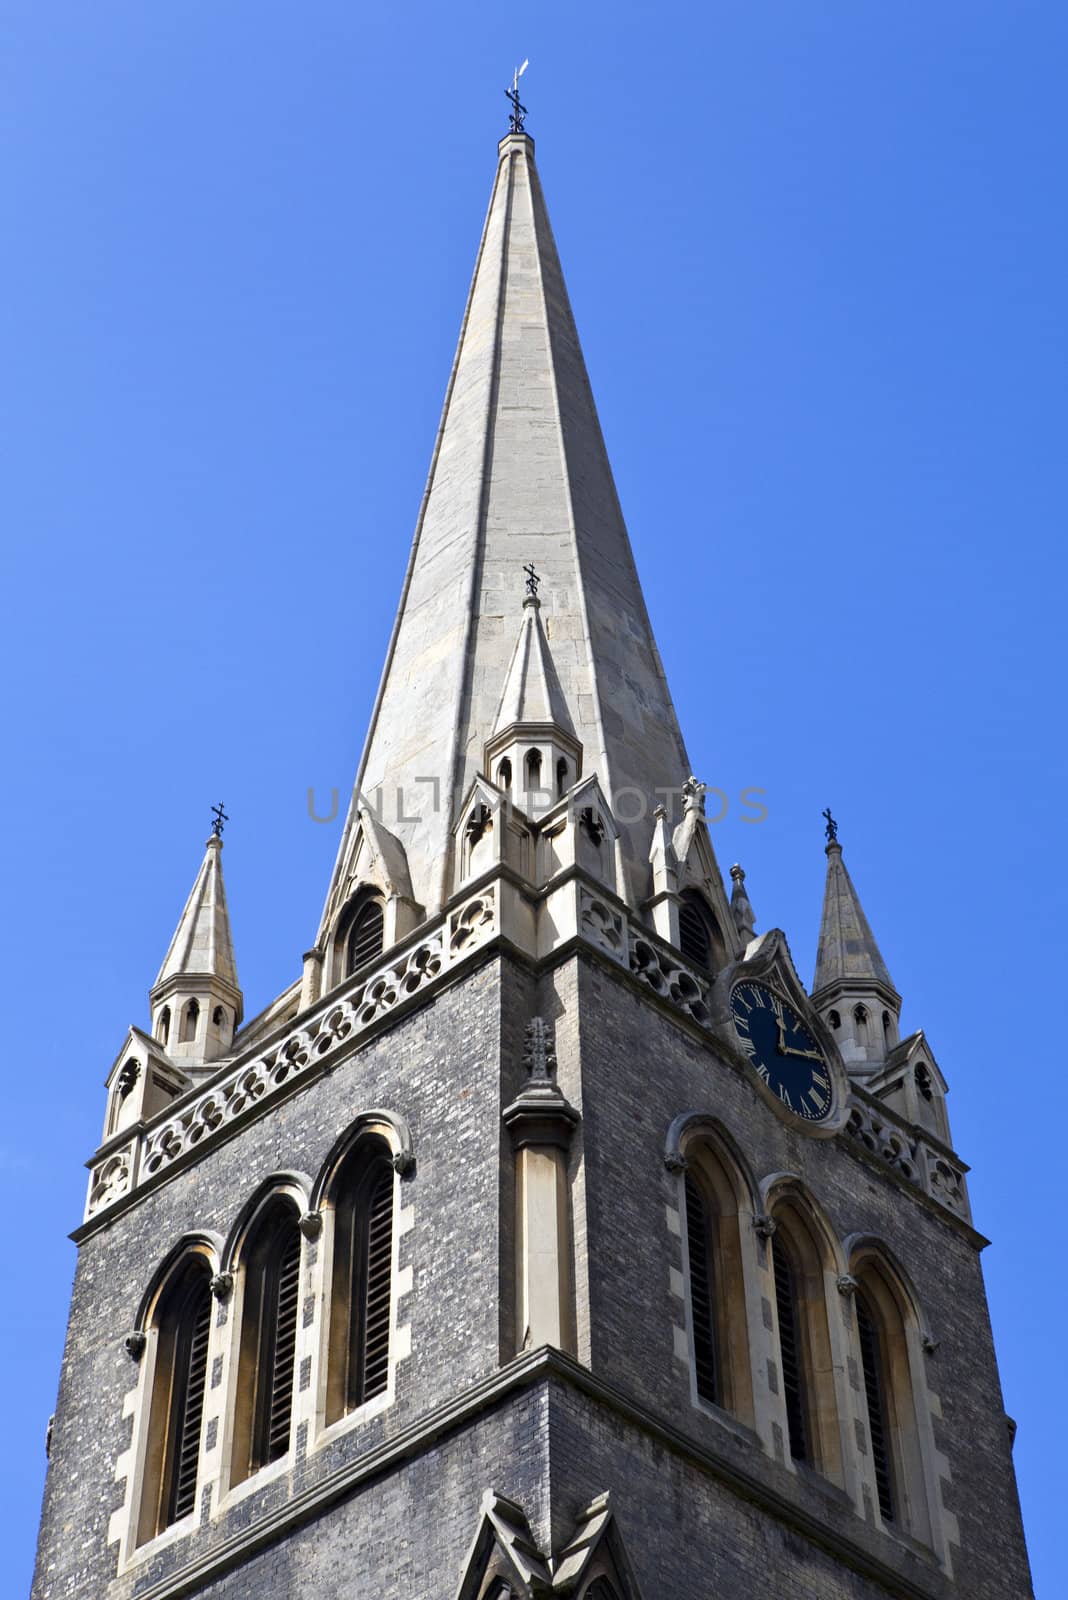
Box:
[3,4,1064,1594]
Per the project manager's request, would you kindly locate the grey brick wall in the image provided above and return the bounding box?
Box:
[31,946,1031,1599]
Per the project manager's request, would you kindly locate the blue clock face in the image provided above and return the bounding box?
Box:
[730,980,833,1123]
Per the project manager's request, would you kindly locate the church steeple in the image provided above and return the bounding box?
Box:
[811,816,900,1074]
[319,130,693,939]
[149,828,242,1068]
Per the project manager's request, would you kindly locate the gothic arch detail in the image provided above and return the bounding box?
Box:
[132,1246,216,1547]
[677,1125,756,1425]
[761,1176,846,1485]
[226,1191,304,1486]
[844,1235,940,1549]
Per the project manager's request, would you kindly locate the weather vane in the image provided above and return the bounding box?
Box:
[210,801,229,838]
[524,561,540,597]
[822,807,838,844]
[506,60,529,134]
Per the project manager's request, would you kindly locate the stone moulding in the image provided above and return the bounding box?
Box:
[113,1345,952,1600]
[81,884,498,1227]
[80,867,971,1233]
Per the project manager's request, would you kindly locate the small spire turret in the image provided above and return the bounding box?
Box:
[149,823,243,1071]
[812,816,900,1076]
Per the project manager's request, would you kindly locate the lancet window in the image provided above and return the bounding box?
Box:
[325,1136,396,1424]
[345,895,385,977]
[137,1256,212,1543]
[231,1200,301,1483]
[681,1138,753,1423]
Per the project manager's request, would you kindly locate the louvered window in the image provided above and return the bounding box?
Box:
[165,1276,211,1523]
[137,1257,212,1545]
[679,891,722,973]
[857,1291,895,1521]
[251,1223,301,1469]
[684,1173,719,1405]
[327,1145,395,1423]
[346,899,384,976]
[772,1235,808,1462]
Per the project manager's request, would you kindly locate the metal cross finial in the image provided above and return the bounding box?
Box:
[210,802,229,838]
[506,60,529,134]
[524,561,540,597]
[822,807,838,844]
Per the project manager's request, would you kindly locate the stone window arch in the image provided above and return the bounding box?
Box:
[135,1249,213,1546]
[827,1009,841,1031]
[323,1133,396,1425]
[339,891,385,979]
[853,1004,869,1046]
[769,1198,844,1484]
[850,1248,935,1546]
[524,747,542,793]
[678,890,726,975]
[156,1006,171,1046]
[681,1139,754,1424]
[179,998,199,1044]
[230,1197,302,1484]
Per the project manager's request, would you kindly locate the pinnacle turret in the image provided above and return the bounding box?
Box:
[812,821,899,1074]
[150,832,242,1069]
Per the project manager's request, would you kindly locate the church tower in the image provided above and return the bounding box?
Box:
[33,120,1032,1600]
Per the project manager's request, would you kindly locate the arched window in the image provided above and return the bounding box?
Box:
[678,891,724,974]
[524,748,542,792]
[157,1006,171,1045]
[851,1256,934,1545]
[853,1004,869,1045]
[137,1257,212,1543]
[326,1139,395,1424]
[231,1201,301,1483]
[769,1200,843,1484]
[556,756,568,797]
[856,1289,895,1522]
[345,897,385,977]
[882,1010,892,1041]
[828,1009,841,1031]
[498,757,512,788]
[212,1005,225,1028]
[681,1139,753,1423]
[179,999,199,1044]
[685,1172,719,1405]
[771,1233,808,1462]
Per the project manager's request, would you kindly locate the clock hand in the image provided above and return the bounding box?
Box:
[778,1043,824,1062]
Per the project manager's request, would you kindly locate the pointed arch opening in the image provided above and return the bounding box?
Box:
[324,1133,396,1425]
[678,890,726,975]
[179,998,199,1044]
[136,1254,212,1544]
[230,1198,302,1484]
[556,756,569,797]
[524,747,542,793]
[853,1004,869,1046]
[769,1196,844,1484]
[851,1250,934,1545]
[681,1138,754,1425]
[157,1006,171,1046]
[341,893,385,979]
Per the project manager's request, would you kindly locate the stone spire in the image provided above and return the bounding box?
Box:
[320,130,692,930]
[812,827,900,1074]
[150,834,242,1069]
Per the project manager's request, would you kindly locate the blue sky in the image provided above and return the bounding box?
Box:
[3,3,1064,1593]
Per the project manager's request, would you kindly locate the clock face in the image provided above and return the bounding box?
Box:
[729,980,834,1123]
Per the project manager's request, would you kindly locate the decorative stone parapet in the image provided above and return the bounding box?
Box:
[83,884,499,1224]
[845,1095,972,1223]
